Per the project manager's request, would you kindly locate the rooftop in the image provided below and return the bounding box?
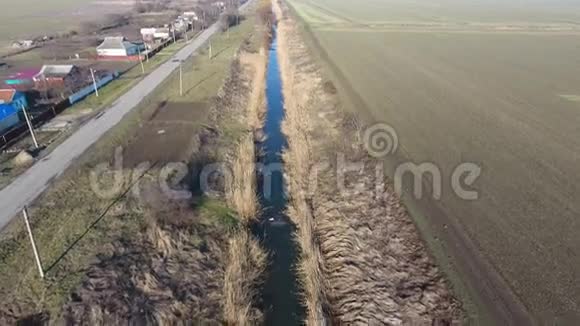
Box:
[36,65,75,78]
[97,36,141,50]
[97,36,127,50]
[0,89,16,104]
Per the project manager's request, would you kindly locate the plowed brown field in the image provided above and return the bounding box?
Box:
[287,0,580,323]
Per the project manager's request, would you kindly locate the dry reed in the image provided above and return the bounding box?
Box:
[274,0,329,324]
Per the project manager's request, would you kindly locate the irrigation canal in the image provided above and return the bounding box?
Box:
[255,26,305,325]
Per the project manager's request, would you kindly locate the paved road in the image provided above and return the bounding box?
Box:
[0,1,253,230]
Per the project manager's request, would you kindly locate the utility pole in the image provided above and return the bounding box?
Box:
[209,40,212,60]
[172,26,176,44]
[179,61,183,96]
[22,207,44,279]
[90,68,99,97]
[237,0,240,26]
[225,1,229,39]
[138,47,145,74]
[21,104,39,149]
[142,35,149,62]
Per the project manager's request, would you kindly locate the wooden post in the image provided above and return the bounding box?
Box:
[237,0,240,26]
[22,207,44,279]
[179,62,183,96]
[138,47,145,74]
[90,69,99,97]
[21,104,39,149]
[142,35,149,62]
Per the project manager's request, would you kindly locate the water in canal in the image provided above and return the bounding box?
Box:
[256,26,304,325]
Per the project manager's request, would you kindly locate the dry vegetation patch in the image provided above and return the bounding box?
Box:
[222,12,271,323]
[64,206,229,324]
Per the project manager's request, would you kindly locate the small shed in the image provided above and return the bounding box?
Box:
[0,89,27,133]
[11,40,34,49]
[33,65,80,90]
[96,37,146,58]
[141,27,171,42]
[183,11,199,21]
[174,19,189,34]
[213,1,226,10]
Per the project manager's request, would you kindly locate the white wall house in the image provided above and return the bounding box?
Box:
[183,11,199,21]
[141,28,171,41]
[97,37,145,57]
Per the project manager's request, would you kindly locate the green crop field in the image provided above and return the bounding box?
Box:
[287,0,580,322]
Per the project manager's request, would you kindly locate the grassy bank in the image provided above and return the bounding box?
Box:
[0,3,271,322]
[273,2,328,323]
[223,2,273,324]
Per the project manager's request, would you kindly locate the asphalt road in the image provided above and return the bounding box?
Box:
[0,1,253,230]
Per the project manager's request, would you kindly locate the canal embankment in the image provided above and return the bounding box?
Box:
[274,0,463,324]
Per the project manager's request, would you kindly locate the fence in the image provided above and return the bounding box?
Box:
[0,99,68,150]
[69,72,119,104]
[0,70,123,150]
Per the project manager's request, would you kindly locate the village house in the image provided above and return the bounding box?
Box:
[32,65,81,90]
[173,18,189,34]
[0,89,27,133]
[11,40,34,49]
[140,27,171,44]
[96,37,146,59]
[183,11,199,21]
[213,1,226,11]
